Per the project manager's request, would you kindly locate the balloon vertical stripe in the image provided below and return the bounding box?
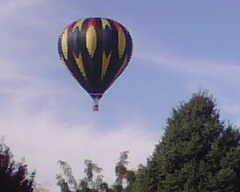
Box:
[101,19,111,29]
[117,25,126,58]
[86,25,97,58]
[72,19,84,32]
[61,28,69,60]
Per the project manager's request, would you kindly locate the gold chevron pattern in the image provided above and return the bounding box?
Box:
[73,53,87,79]
[61,28,69,60]
[114,54,129,81]
[86,25,97,58]
[72,19,84,31]
[117,26,126,58]
[58,18,132,101]
[101,52,112,79]
[101,19,111,29]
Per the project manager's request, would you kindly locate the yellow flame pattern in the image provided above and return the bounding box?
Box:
[101,19,111,29]
[72,19,84,31]
[117,26,126,58]
[101,52,112,79]
[86,25,97,58]
[114,54,128,80]
[73,53,87,79]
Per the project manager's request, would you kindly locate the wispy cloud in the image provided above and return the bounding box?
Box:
[0,0,45,19]
[1,1,240,192]
[136,50,240,82]
[136,49,240,124]
[1,105,158,191]
[0,58,27,81]
[0,47,159,192]
[0,53,159,189]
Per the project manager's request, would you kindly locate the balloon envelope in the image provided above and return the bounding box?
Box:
[58,18,133,110]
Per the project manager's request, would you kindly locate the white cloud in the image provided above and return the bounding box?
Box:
[1,105,158,192]
[135,49,240,124]
[0,58,26,81]
[0,1,40,19]
[136,50,240,82]
[2,2,240,192]
[0,55,159,191]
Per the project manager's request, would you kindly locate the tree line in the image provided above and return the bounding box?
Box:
[1,92,240,192]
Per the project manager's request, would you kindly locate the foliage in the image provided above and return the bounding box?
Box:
[113,151,136,192]
[0,142,35,192]
[57,160,105,192]
[131,92,240,192]
[56,92,240,192]
[130,165,148,192]
[57,151,137,192]
[115,151,129,186]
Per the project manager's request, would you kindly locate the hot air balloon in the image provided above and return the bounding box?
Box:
[58,18,133,111]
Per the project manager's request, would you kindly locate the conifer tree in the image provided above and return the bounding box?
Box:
[132,92,240,192]
[131,165,148,192]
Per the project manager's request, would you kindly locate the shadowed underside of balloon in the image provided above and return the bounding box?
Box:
[58,17,133,111]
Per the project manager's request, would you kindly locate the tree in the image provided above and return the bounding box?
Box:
[0,142,35,192]
[113,151,136,192]
[57,160,106,192]
[132,92,240,192]
[115,151,129,187]
[131,165,148,192]
[84,159,102,189]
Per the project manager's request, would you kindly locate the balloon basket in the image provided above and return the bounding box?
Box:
[93,98,99,112]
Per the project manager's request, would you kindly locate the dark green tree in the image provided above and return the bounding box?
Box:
[131,165,148,192]
[132,92,240,192]
[0,142,35,192]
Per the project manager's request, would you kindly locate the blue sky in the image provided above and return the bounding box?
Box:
[1,1,240,191]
